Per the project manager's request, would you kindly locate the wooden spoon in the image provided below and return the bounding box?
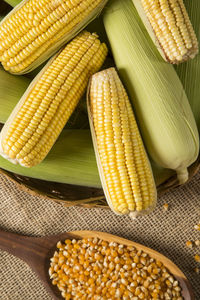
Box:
[0,229,194,300]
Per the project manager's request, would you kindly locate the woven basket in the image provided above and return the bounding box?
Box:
[0,156,199,209]
[0,2,199,210]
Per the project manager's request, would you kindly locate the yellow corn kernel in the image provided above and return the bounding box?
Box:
[163,203,169,211]
[49,237,183,298]
[194,254,200,263]
[194,224,200,231]
[89,67,157,216]
[0,31,107,167]
[195,240,200,247]
[185,240,193,249]
[136,0,198,63]
[0,0,108,74]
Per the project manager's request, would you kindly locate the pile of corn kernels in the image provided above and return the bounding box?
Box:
[49,238,183,300]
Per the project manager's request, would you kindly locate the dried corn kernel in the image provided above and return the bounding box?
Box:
[163,203,169,211]
[185,240,193,249]
[194,224,200,231]
[195,240,200,247]
[49,237,182,299]
[194,254,200,263]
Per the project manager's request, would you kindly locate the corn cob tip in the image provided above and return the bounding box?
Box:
[129,203,156,219]
[0,138,18,165]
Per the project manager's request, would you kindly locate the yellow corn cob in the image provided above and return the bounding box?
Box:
[88,68,157,217]
[132,0,198,64]
[0,31,108,167]
[0,0,108,74]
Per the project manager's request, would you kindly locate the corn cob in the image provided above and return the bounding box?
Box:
[175,0,200,131]
[103,0,199,184]
[132,0,198,64]
[0,31,108,167]
[88,68,157,217]
[0,0,108,74]
[0,66,89,129]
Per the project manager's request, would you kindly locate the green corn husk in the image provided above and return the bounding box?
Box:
[0,129,102,187]
[103,0,199,184]
[0,125,174,187]
[0,70,173,187]
[0,68,30,123]
[3,0,21,6]
[175,0,200,131]
[0,67,89,128]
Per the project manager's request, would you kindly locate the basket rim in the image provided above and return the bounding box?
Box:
[1,156,199,209]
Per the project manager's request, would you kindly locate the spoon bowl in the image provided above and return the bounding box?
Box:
[0,229,194,299]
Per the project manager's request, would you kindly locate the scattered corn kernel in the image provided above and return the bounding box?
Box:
[185,240,193,249]
[195,240,200,247]
[194,254,200,263]
[163,203,169,211]
[194,267,200,274]
[194,224,200,231]
[49,237,182,299]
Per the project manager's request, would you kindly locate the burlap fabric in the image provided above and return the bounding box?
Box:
[0,172,200,300]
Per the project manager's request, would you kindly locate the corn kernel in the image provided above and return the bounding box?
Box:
[185,241,193,249]
[195,240,200,247]
[163,203,169,211]
[49,237,182,299]
[194,254,200,263]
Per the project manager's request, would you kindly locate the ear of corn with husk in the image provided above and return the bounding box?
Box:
[0,0,108,74]
[88,68,157,217]
[175,0,200,131]
[103,0,199,185]
[132,0,198,64]
[0,31,108,167]
[0,67,173,188]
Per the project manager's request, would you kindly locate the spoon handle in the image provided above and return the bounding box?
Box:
[0,229,49,265]
[0,229,61,299]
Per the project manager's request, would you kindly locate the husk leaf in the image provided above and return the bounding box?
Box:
[175,0,200,132]
[3,0,21,6]
[0,129,102,187]
[0,67,30,123]
[103,0,199,184]
[0,71,174,188]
